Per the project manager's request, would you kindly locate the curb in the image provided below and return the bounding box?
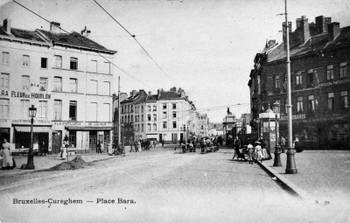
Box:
[256,160,311,200]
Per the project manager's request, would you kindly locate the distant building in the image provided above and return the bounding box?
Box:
[248,15,350,149]
[0,19,116,152]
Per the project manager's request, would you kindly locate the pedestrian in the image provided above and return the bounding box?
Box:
[97,141,102,153]
[280,136,286,153]
[153,140,157,149]
[232,136,242,160]
[161,140,164,148]
[247,142,254,164]
[0,139,15,169]
[254,141,263,162]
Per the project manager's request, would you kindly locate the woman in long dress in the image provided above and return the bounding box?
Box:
[1,139,15,169]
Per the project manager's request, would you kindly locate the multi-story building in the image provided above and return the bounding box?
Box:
[117,87,198,144]
[196,113,209,137]
[248,15,350,149]
[0,19,116,152]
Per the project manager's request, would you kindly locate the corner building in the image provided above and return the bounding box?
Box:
[0,20,116,152]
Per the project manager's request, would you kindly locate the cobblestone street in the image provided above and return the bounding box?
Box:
[1,148,348,223]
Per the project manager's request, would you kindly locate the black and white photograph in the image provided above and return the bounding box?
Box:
[0,0,349,222]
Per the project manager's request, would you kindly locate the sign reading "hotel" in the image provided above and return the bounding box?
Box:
[0,89,51,99]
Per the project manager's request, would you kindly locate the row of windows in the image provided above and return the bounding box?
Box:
[1,51,111,74]
[132,121,179,133]
[0,73,110,96]
[273,90,348,114]
[274,63,348,89]
[122,103,178,114]
[0,98,110,121]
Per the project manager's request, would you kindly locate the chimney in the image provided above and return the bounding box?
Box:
[328,22,340,40]
[50,21,61,33]
[2,19,11,35]
[315,16,332,34]
[80,26,91,38]
[148,91,152,95]
[282,21,292,43]
[300,16,310,43]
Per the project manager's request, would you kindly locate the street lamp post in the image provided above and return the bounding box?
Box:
[284,0,297,174]
[23,105,37,169]
[273,101,282,167]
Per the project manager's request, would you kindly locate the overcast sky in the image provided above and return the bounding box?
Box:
[1,0,350,122]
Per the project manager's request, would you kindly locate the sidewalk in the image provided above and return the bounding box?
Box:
[0,152,115,178]
[258,150,350,203]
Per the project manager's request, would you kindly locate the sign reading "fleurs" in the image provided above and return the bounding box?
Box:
[0,89,51,99]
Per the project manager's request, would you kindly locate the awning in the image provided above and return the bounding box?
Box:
[14,126,51,133]
[65,126,112,131]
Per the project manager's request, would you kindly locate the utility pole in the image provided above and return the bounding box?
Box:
[284,0,297,174]
[118,76,121,149]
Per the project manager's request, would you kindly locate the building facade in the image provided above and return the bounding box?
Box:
[248,15,350,149]
[0,19,116,152]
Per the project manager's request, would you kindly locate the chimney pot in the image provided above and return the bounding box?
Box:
[50,21,61,33]
[328,22,340,40]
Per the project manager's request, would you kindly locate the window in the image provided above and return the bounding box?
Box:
[172,103,176,109]
[70,57,78,70]
[54,55,62,68]
[326,65,334,81]
[141,124,144,132]
[69,101,77,121]
[0,99,9,119]
[296,72,303,85]
[53,76,62,91]
[340,62,347,79]
[102,81,110,95]
[102,103,110,121]
[37,100,48,119]
[328,93,335,110]
[297,97,303,113]
[308,95,315,112]
[274,75,280,89]
[153,114,157,121]
[103,61,111,74]
[163,121,167,129]
[54,100,62,120]
[90,60,98,72]
[147,114,151,121]
[163,103,167,109]
[307,70,314,87]
[153,105,157,111]
[22,55,30,67]
[130,115,133,122]
[172,121,177,129]
[89,102,97,121]
[147,105,151,112]
[0,73,9,89]
[39,77,48,91]
[69,78,78,93]
[1,52,9,65]
[22,75,30,91]
[153,123,157,131]
[20,100,30,119]
[147,123,151,132]
[89,80,98,94]
[69,131,76,148]
[41,57,47,68]
[141,106,144,113]
[172,111,177,118]
[162,111,167,119]
[341,91,348,109]
[141,115,144,122]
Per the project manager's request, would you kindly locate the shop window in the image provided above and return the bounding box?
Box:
[0,73,9,89]
[41,57,48,68]
[69,101,77,121]
[54,55,62,68]
[70,57,78,70]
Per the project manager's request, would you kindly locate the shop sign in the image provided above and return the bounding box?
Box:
[0,89,9,96]
[53,121,83,126]
[87,122,112,127]
[10,91,51,99]
[280,114,306,121]
[12,119,51,125]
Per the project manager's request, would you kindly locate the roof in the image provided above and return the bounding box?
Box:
[158,91,182,100]
[266,26,350,63]
[0,26,116,54]
[146,94,158,102]
[37,30,116,54]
